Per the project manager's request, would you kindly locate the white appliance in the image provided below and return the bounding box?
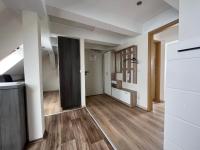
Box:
[164,38,200,150]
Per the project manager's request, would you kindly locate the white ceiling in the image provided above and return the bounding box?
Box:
[46,0,173,30]
[2,0,46,16]
[154,24,178,41]
[85,43,113,51]
[164,0,179,10]
[0,0,178,50]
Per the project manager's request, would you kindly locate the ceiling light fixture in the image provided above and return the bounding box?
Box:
[137,1,143,6]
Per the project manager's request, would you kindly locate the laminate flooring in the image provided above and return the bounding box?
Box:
[26,108,113,150]
[87,94,164,150]
[43,91,62,116]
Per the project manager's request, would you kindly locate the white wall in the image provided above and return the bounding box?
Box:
[0,7,23,60]
[154,25,179,101]
[50,21,128,45]
[164,0,179,10]
[116,34,149,109]
[80,39,86,107]
[85,49,103,96]
[116,12,178,109]
[42,53,59,91]
[143,9,179,33]
[23,11,44,141]
[104,51,112,96]
[179,0,200,41]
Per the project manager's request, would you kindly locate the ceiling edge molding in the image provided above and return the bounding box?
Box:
[46,5,141,37]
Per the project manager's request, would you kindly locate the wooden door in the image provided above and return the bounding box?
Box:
[58,37,81,109]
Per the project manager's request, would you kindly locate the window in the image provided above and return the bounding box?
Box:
[0,45,24,75]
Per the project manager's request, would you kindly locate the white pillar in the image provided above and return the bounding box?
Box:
[80,38,86,107]
[179,0,200,40]
[22,11,45,141]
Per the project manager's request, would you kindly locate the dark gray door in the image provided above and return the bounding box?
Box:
[58,37,81,109]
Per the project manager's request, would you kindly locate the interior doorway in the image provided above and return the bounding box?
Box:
[84,41,117,106]
[42,49,62,116]
[42,37,82,116]
[148,19,179,111]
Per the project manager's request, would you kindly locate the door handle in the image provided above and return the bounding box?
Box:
[178,46,200,52]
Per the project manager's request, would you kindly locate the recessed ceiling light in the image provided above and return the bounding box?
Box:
[137,1,143,6]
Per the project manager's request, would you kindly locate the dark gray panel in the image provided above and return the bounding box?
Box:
[58,37,81,110]
[0,86,27,150]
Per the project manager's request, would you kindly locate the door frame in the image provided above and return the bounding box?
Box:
[154,41,161,103]
[147,19,179,111]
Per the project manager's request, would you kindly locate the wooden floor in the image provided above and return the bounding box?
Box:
[43,91,62,116]
[87,95,164,150]
[26,108,113,150]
